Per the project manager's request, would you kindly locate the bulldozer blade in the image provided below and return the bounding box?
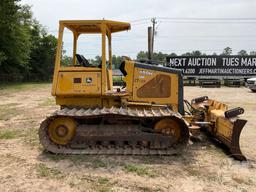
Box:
[213,117,247,161]
[190,97,247,161]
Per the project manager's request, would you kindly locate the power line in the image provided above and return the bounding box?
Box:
[129,18,151,23]
[158,17,256,21]
[132,22,151,26]
[156,36,256,40]
[158,20,256,24]
[158,35,256,37]
[160,48,256,51]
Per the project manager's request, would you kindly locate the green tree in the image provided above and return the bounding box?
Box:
[169,53,177,56]
[93,55,102,65]
[238,50,248,56]
[112,55,122,69]
[191,50,202,56]
[0,0,32,74]
[136,51,168,62]
[0,1,58,81]
[222,47,232,55]
[152,52,168,61]
[28,20,58,80]
[136,51,148,60]
[29,32,57,80]
[181,52,192,56]
[0,52,7,65]
[249,51,256,56]
[181,50,205,56]
[61,55,73,67]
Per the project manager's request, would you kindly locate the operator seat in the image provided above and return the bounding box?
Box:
[76,54,90,67]
[119,60,127,88]
[119,61,127,76]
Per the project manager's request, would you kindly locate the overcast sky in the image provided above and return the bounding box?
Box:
[21,0,256,59]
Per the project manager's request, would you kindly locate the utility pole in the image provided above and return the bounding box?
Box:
[151,18,157,55]
[147,18,157,60]
[148,27,153,60]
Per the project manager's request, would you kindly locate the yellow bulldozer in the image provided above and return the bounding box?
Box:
[39,20,247,160]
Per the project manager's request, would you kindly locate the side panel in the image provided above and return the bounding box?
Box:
[132,63,184,114]
[56,72,101,96]
[137,74,171,98]
[56,97,102,107]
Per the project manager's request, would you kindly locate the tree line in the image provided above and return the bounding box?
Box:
[136,47,256,62]
[0,0,57,82]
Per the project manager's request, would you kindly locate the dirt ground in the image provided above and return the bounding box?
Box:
[0,83,255,192]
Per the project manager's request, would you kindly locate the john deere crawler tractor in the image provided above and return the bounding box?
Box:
[39,20,247,160]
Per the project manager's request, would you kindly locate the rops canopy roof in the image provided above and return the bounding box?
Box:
[60,20,131,34]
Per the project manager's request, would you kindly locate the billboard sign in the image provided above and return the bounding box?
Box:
[166,55,256,76]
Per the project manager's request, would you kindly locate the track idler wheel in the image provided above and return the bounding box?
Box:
[154,117,189,144]
[48,117,77,145]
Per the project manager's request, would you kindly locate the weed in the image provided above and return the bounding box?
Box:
[91,159,108,168]
[99,188,113,192]
[98,177,109,185]
[138,186,151,192]
[68,175,112,192]
[124,164,155,177]
[0,129,20,139]
[44,153,67,161]
[44,153,91,167]
[35,163,64,179]
[96,176,113,192]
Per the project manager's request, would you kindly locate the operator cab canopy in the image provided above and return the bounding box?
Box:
[58,20,130,68]
[61,20,131,34]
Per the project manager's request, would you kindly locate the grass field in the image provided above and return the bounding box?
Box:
[0,83,255,192]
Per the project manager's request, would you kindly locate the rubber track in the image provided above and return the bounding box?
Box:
[39,107,186,155]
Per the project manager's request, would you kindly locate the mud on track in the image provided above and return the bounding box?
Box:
[0,83,255,192]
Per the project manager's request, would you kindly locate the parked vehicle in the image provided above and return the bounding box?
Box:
[246,77,256,92]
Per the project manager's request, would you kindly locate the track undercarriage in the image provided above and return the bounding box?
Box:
[39,107,190,155]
